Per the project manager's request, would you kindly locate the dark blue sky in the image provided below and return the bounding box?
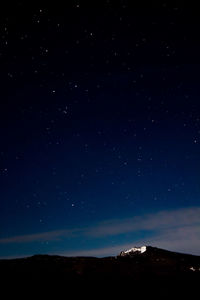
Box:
[0,1,200,258]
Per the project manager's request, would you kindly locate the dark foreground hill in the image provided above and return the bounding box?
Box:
[0,246,200,296]
[1,246,200,282]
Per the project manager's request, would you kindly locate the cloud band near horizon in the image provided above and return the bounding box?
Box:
[0,206,200,257]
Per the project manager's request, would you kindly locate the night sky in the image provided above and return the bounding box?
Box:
[0,1,200,258]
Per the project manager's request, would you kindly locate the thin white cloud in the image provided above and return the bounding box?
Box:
[86,206,200,237]
[0,228,81,244]
[148,224,200,255]
[0,206,200,257]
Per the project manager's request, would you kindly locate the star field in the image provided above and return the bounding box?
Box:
[0,1,200,257]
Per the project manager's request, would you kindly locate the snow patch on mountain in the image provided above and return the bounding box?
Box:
[120,246,147,256]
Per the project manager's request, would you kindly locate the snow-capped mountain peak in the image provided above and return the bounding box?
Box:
[120,246,147,256]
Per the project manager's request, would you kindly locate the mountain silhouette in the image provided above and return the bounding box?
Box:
[1,246,200,283]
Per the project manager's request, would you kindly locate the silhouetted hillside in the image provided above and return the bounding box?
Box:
[1,246,200,284]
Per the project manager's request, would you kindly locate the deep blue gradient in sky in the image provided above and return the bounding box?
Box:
[0,1,200,257]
